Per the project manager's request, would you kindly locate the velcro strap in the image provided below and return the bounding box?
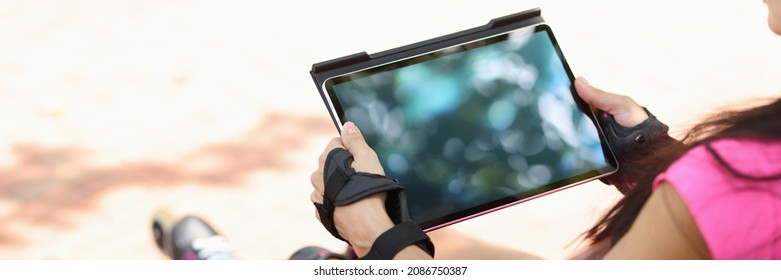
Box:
[598,108,681,193]
[600,108,671,162]
[315,148,408,242]
[360,221,435,260]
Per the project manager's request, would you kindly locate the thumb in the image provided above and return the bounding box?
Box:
[574,77,648,127]
[575,77,626,115]
[341,122,370,152]
[341,122,384,175]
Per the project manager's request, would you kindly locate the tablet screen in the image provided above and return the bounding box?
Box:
[323,24,616,230]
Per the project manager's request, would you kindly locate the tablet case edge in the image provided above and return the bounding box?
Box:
[310,7,544,132]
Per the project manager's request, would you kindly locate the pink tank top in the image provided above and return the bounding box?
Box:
[653,138,781,259]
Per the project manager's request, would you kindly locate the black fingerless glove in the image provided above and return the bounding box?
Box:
[315,148,435,259]
[598,108,681,194]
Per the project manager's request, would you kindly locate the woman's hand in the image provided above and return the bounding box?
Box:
[574,77,649,127]
[576,77,679,193]
[310,122,395,257]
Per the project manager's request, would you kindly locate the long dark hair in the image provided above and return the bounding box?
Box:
[584,96,781,248]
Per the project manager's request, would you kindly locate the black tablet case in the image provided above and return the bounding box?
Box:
[310,8,545,132]
[308,8,621,230]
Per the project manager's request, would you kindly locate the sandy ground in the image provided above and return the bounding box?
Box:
[0,0,779,259]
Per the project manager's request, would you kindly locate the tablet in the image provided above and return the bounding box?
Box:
[310,8,617,231]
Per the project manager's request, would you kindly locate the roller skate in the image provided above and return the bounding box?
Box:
[151,209,236,260]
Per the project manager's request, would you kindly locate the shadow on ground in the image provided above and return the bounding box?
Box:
[0,112,334,247]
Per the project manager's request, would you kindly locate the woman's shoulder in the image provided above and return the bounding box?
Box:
[653,137,781,259]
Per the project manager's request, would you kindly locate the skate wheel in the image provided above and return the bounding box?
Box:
[151,208,176,253]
